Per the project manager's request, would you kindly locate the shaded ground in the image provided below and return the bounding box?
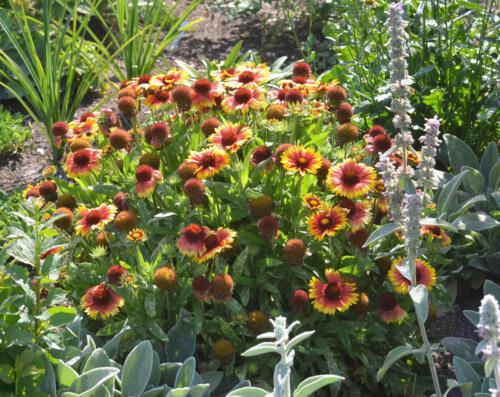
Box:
[0,2,303,193]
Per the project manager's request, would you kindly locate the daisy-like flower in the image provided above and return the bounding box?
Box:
[65,148,101,178]
[388,257,437,294]
[281,145,322,175]
[208,123,252,153]
[177,224,210,257]
[421,225,451,246]
[378,293,407,323]
[149,69,188,90]
[339,199,372,232]
[309,269,358,315]
[135,164,163,198]
[226,64,269,87]
[307,206,347,240]
[194,228,236,263]
[187,148,230,179]
[81,283,124,320]
[191,78,221,109]
[144,89,171,109]
[68,117,99,139]
[222,85,263,112]
[75,204,117,235]
[128,228,147,243]
[304,194,323,210]
[326,159,376,199]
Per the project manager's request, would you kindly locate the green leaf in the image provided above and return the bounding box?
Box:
[463,310,479,326]
[480,142,499,184]
[453,356,481,396]
[489,162,500,191]
[165,309,196,362]
[82,348,110,372]
[441,338,480,363]
[242,342,279,357]
[47,306,77,327]
[226,386,269,396]
[69,368,119,396]
[293,374,344,397]
[166,387,190,397]
[57,360,78,389]
[121,341,154,397]
[223,40,243,68]
[484,280,500,302]
[376,345,422,382]
[188,383,210,397]
[142,386,171,397]
[444,134,480,173]
[409,285,428,323]
[363,223,401,247]
[443,379,473,397]
[0,363,14,384]
[286,331,315,353]
[437,169,470,218]
[452,213,500,231]
[419,218,458,232]
[462,167,486,195]
[174,357,196,388]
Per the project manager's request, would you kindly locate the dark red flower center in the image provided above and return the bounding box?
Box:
[73,150,91,167]
[252,146,272,164]
[379,294,397,311]
[285,89,303,103]
[220,129,238,146]
[325,282,342,300]
[201,154,216,168]
[277,89,287,101]
[193,79,212,96]
[91,285,112,304]
[341,168,360,186]
[85,209,103,226]
[154,90,170,102]
[238,71,256,84]
[150,122,169,138]
[373,134,393,153]
[427,226,442,236]
[192,276,210,293]
[205,234,220,251]
[292,76,307,84]
[136,165,154,182]
[138,74,151,84]
[184,224,205,242]
[234,87,252,104]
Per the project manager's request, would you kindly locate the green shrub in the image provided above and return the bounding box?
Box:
[0,106,30,155]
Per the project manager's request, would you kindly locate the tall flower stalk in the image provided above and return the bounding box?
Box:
[478,295,500,397]
[418,116,442,203]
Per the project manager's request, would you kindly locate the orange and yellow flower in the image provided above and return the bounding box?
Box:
[421,225,451,246]
[222,85,263,112]
[135,164,163,198]
[178,224,210,257]
[326,159,376,199]
[281,146,322,175]
[388,257,437,294]
[307,206,347,240]
[144,89,171,109]
[194,228,236,263]
[304,194,323,210]
[378,293,407,323]
[75,204,116,235]
[187,148,230,179]
[149,69,188,90]
[191,78,221,109]
[81,283,124,320]
[309,269,358,315]
[65,148,101,178]
[208,123,252,153]
[339,199,372,232]
[128,228,146,243]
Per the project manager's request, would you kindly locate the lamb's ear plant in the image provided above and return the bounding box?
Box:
[226,316,343,397]
[440,280,500,397]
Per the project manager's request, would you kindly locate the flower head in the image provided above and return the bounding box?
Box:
[378,293,407,323]
[309,269,358,315]
[257,215,279,239]
[128,228,146,243]
[145,122,172,149]
[421,225,451,246]
[135,164,163,197]
[201,118,222,137]
[107,265,128,285]
[281,145,322,175]
[178,224,210,257]
[191,78,220,109]
[388,257,436,294]
[187,148,230,179]
[307,206,347,240]
[75,204,116,235]
[194,228,236,263]
[210,273,234,303]
[284,238,306,266]
[289,289,309,314]
[339,199,372,232]
[65,148,101,178]
[81,284,124,320]
[304,194,323,210]
[208,123,252,152]
[223,85,263,112]
[192,276,211,302]
[153,267,177,291]
[327,160,376,199]
[365,133,394,155]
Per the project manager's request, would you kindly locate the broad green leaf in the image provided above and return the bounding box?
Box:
[443,379,473,397]
[82,348,110,372]
[452,213,500,231]
[241,342,279,357]
[121,341,153,397]
[441,338,480,363]
[174,357,196,388]
[489,162,500,191]
[223,40,243,68]
[463,310,479,326]
[376,345,422,382]
[444,134,479,173]
[480,142,499,184]
[226,386,269,396]
[420,218,458,232]
[363,223,401,247]
[462,166,485,195]
[286,331,315,353]
[484,280,500,302]
[47,306,77,327]
[188,384,210,397]
[69,368,119,396]
[449,195,487,221]
[409,285,428,323]
[0,363,14,384]
[453,356,481,396]
[142,385,171,397]
[437,169,470,218]
[166,387,190,397]
[293,374,343,397]
[165,309,196,362]
[57,360,78,388]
